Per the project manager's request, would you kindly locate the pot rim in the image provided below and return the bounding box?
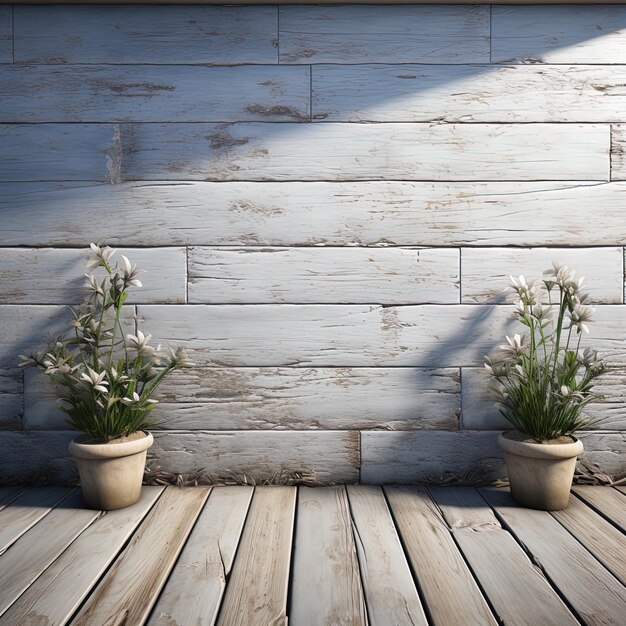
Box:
[498,430,583,460]
[69,431,154,460]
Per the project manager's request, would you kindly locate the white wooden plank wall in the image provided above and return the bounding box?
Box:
[0,4,625,484]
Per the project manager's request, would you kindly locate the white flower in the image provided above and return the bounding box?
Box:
[120,255,143,288]
[87,242,116,269]
[126,330,155,355]
[80,367,109,393]
[568,303,595,334]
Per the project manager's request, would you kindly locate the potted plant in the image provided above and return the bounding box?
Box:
[19,243,191,510]
[484,262,605,510]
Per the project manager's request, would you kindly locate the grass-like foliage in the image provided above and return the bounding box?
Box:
[19,244,192,441]
[484,262,605,443]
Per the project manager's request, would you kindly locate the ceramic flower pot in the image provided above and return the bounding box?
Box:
[69,431,153,510]
[498,430,583,511]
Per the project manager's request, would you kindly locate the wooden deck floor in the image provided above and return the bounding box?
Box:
[0,485,624,625]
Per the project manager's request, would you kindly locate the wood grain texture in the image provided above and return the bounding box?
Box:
[0,487,72,554]
[121,122,610,182]
[13,5,278,64]
[25,366,460,431]
[0,65,309,123]
[577,432,626,478]
[491,6,626,64]
[290,487,366,626]
[461,367,626,431]
[551,495,626,586]
[0,487,163,626]
[461,247,623,304]
[71,486,210,626]
[481,488,626,626]
[0,124,121,182]
[610,124,626,180]
[138,304,516,367]
[150,431,360,482]
[430,487,579,626]
[217,486,296,626]
[0,490,101,617]
[0,247,186,304]
[149,486,252,626]
[188,246,460,304]
[385,486,496,626]
[572,486,626,532]
[313,64,626,123]
[360,431,505,484]
[0,369,21,430]
[0,8,10,63]
[0,431,77,483]
[346,485,428,626]
[278,5,489,63]
[4,180,626,247]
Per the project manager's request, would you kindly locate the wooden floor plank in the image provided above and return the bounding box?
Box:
[346,485,428,626]
[217,486,296,626]
[0,490,101,618]
[0,486,73,554]
[551,495,626,586]
[0,487,163,626]
[70,486,210,626]
[385,486,497,626]
[149,486,253,626]
[572,486,626,532]
[614,486,626,497]
[291,486,367,626]
[431,487,578,626]
[0,486,27,511]
[481,488,626,626]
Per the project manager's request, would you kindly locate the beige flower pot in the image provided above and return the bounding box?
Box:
[69,431,153,511]
[498,431,583,511]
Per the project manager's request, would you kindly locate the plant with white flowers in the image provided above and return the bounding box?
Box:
[19,243,192,441]
[484,262,605,442]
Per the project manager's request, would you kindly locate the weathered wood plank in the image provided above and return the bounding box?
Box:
[4,181,626,248]
[461,247,623,304]
[188,247,459,304]
[0,247,186,304]
[217,486,296,626]
[572,486,626,532]
[279,5,489,63]
[121,122,610,182]
[290,487,366,626]
[0,490,101,617]
[0,65,309,123]
[0,487,26,512]
[0,8,10,63]
[430,487,579,626]
[492,6,626,64]
[610,124,626,181]
[150,431,360,483]
[149,486,252,626]
[481,488,626,626]
[71,486,209,626]
[346,485,428,626]
[0,124,120,182]
[13,5,278,64]
[361,431,504,483]
[0,487,163,626]
[461,367,626,431]
[576,433,626,479]
[0,369,21,430]
[0,431,77,483]
[313,64,626,123]
[0,305,135,367]
[384,486,496,626]
[25,366,460,431]
[0,487,72,554]
[551,495,626,586]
